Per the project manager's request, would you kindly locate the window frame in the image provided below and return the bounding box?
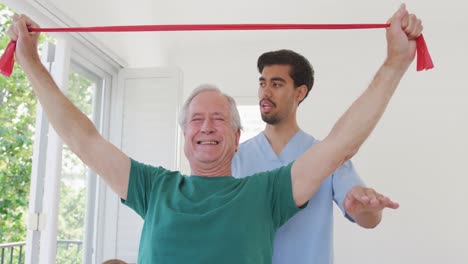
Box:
[0,2,121,262]
[26,40,118,264]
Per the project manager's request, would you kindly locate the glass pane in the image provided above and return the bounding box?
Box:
[56,71,97,264]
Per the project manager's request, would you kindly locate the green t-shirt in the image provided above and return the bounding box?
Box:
[122,159,302,264]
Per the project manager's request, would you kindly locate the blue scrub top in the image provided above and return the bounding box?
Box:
[232,130,364,264]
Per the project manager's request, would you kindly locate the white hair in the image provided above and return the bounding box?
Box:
[178,84,243,131]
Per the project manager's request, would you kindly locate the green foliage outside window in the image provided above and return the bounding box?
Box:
[0,4,37,243]
[1,5,91,263]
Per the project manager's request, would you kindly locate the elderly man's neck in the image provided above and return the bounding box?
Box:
[190,162,233,177]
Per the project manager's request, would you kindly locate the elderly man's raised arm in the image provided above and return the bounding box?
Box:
[291,5,422,207]
[8,14,131,199]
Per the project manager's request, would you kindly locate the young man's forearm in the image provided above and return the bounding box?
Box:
[353,211,383,229]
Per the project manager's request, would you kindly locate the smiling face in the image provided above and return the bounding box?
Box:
[258,65,306,125]
[183,90,240,176]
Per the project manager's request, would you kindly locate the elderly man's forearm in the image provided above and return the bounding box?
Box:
[292,63,408,207]
[324,63,407,159]
[24,61,100,157]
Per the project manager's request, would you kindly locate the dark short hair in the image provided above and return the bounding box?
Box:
[257,49,314,103]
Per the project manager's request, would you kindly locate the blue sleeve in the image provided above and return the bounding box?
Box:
[332,159,365,222]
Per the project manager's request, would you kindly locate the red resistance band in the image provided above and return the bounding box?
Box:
[0,23,434,77]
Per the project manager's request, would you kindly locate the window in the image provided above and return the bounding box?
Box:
[56,64,104,263]
[20,38,116,264]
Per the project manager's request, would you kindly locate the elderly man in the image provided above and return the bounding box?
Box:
[8,4,421,263]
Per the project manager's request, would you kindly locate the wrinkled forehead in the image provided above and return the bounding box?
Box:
[187,91,231,117]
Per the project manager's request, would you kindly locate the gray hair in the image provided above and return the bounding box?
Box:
[178,84,243,131]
